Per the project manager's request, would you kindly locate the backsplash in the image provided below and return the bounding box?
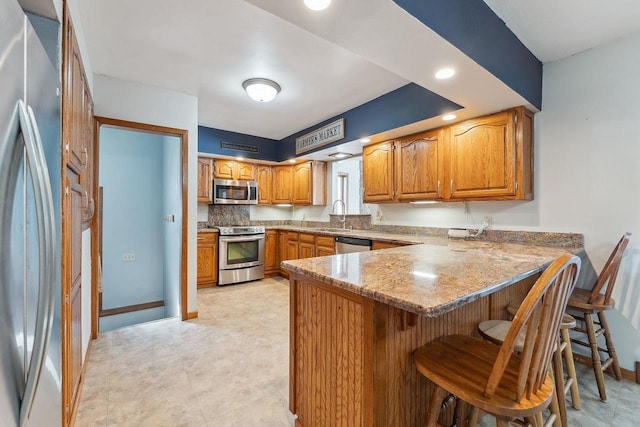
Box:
[207,205,250,227]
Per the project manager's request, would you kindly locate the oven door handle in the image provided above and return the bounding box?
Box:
[246,181,250,201]
[219,234,265,243]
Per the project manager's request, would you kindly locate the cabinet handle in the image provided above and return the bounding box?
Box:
[437,180,441,195]
[197,237,204,240]
[82,190,89,209]
[450,179,453,195]
[515,181,519,191]
[82,146,88,166]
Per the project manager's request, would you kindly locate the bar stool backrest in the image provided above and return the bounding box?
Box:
[588,233,631,305]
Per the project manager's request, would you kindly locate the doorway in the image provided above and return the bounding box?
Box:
[93,117,188,333]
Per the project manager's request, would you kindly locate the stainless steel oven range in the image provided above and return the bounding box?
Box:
[215,226,265,285]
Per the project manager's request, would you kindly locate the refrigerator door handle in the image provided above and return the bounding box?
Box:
[17,100,56,427]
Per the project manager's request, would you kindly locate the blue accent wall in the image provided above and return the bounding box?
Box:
[392,0,542,110]
[278,83,460,160]
[198,126,280,162]
[199,83,460,162]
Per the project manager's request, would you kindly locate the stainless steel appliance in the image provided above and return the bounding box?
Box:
[212,179,258,205]
[335,236,372,253]
[216,226,265,285]
[1,1,62,426]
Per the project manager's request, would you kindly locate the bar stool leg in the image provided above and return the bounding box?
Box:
[548,382,562,427]
[584,313,607,401]
[560,328,581,409]
[552,338,567,427]
[598,311,622,380]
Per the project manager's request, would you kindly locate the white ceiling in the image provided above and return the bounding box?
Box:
[78,0,640,148]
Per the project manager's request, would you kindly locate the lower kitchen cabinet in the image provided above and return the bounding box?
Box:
[197,232,218,287]
[298,233,316,258]
[315,235,335,256]
[264,230,279,276]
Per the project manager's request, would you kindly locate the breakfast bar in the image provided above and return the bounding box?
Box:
[282,238,582,427]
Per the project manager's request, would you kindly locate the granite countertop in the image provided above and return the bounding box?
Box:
[281,238,583,317]
[265,225,433,245]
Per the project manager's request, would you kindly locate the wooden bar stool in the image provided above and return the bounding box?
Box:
[479,308,581,427]
[567,233,631,402]
[414,254,581,427]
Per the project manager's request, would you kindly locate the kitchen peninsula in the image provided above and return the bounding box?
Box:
[282,237,583,426]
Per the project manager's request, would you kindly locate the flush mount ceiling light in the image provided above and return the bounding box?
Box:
[435,68,455,79]
[442,113,457,121]
[359,137,371,143]
[328,152,353,159]
[304,0,331,11]
[288,159,296,163]
[242,78,281,103]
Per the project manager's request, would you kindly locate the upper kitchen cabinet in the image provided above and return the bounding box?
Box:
[363,141,395,203]
[197,157,213,203]
[213,159,256,181]
[271,165,293,204]
[256,165,272,205]
[292,161,326,206]
[395,129,443,201]
[447,107,533,201]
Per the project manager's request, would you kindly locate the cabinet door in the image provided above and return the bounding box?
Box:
[214,159,236,180]
[257,165,272,205]
[286,232,299,261]
[298,233,315,258]
[448,111,516,199]
[197,233,218,287]
[315,235,335,256]
[396,130,442,201]
[272,166,293,204]
[293,162,312,205]
[264,230,279,275]
[197,157,213,203]
[237,162,256,180]
[278,231,289,278]
[363,141,395,202]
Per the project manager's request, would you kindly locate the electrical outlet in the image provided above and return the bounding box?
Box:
[163,214,175,222]
[122,253,136,262]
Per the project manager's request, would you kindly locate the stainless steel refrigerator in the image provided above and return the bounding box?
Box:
[0,0,62,425]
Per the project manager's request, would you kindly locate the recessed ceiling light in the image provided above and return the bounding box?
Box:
[435,68,456,80]
[360,137,371,143]
[236,156,244,161]
[288,159,296,163]
[242,78,281,102]
[304,0,331,11]
[442,114,457,121]
[328,152,353,159]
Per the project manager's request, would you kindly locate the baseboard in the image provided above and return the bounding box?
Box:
[574,353,637,383]
[187,311,198,319]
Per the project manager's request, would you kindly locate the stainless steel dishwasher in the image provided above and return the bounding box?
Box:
[335,236,372,253]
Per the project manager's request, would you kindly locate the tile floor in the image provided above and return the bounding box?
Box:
[76,277,639,426]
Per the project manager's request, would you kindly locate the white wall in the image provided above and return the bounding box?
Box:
[93,75,199,315]
[358,33,640,369]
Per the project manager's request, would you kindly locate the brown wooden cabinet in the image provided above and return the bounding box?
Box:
[363,141,395,203]
[213,159,256,181]
[279,231,299,278]
[315,235,335,257]
[298,233,316,258]
[264,229,279,276]
[447,107,533,201]
[363,107,533,203]
[197,232,218,288]
[257,165,272,205]
[395,129,443,201]
[272,165,293,204]
[197,157,213,203]
[292,161,326,206]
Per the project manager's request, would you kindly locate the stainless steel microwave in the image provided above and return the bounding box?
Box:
[212,179,258,204]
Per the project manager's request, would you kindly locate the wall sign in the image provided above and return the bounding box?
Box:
[295,118,345,154]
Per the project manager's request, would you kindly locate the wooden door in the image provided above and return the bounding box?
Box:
[292,162,312,205]
[363,141,395,202]
[264,230,279,275]
[395,130,442,201]
[197,233,218,287]
[214,159,236,180]
[272,166,293,204]
[447,111,516,199]
[237,162,256,180]
[257,165,272,205]
[197,157,213,203]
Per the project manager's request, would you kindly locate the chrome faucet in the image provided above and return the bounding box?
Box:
[332,199,346,229]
